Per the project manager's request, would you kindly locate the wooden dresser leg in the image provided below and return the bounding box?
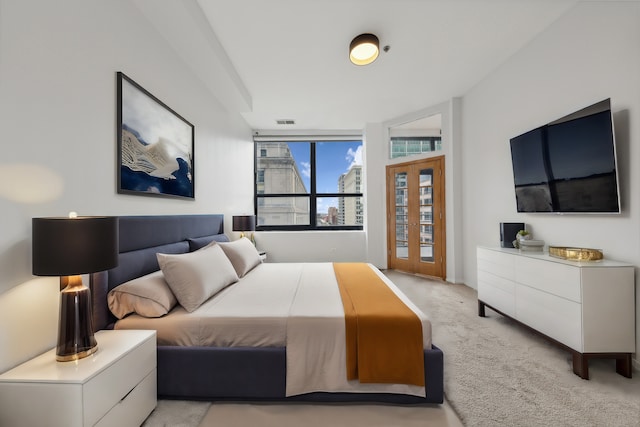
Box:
[478,300,486,317]
[572,352,589,380]
[616,354,633,378]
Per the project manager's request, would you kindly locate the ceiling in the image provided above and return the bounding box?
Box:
[136,0,581,131]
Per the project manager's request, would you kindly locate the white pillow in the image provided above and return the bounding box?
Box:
[157,244,239,312]
[217,237,262,277]
[107,270,177,319]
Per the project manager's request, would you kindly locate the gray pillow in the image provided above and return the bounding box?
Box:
[108,270,177,319]
[157,243,239,312]
[217,237,262,277]
[188,234,230,252]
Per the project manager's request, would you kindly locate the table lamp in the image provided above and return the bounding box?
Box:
[232,215,256,244]
[32,215,118,362]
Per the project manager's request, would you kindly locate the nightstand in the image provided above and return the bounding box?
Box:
[0,329,157,427]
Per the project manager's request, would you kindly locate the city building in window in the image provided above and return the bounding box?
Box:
[338,165,363,225]
[254,139,363,230]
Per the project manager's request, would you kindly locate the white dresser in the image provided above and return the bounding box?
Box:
[477,246,635,379]
[0,329,157,427]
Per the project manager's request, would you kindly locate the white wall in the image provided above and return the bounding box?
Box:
[368,100,464,283]
[255,231,367,263]
[460,2,640,363]
[0,0,254,372]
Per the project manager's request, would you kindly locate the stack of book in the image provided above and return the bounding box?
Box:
[519,239,544,252]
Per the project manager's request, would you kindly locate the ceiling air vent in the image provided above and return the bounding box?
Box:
[276,119,295,125]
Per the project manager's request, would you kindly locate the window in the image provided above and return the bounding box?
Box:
[254,138,363,230]
[390,136,442,159]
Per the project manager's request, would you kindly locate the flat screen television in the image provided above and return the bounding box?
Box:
[510,98,620,213]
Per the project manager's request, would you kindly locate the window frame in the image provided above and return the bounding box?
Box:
[390,136,442,159]
[254,139,364,231]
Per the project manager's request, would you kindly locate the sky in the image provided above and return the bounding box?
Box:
[288,141,363,214]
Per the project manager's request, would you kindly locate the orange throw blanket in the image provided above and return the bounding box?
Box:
[333,263,425,386]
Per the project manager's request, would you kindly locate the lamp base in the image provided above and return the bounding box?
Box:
[56,276,98,362]
[238,232,256,246]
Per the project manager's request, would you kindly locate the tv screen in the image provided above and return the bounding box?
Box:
[510,99,620,213]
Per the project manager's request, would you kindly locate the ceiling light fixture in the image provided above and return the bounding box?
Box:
[349,33,379,66]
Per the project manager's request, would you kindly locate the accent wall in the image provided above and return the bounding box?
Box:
[460,1,640,366]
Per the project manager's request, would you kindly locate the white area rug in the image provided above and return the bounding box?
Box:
[200,401,461,427]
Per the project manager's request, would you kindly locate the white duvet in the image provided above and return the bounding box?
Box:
[115,262,432,397]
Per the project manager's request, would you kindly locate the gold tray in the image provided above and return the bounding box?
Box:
[548,246,603,261]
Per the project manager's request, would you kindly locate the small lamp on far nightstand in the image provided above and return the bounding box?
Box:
[32,214,118,362]
[232,215,256,245]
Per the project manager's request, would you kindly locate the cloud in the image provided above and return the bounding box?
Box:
[317,197,338,214]
[300,161,311,178]
[346,145,363,170]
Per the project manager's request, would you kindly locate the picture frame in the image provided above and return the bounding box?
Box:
[116,72,195,199]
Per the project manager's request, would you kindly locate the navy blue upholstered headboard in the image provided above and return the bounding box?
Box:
[90,214,227,330]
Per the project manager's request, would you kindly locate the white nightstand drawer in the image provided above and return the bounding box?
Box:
[96,369,157,427]
[84,333,156,425]
[0,330,157,427]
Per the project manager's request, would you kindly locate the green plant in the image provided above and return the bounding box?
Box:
[517,230,530,237]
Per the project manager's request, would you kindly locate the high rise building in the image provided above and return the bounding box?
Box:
[338,165,363,225]
[255,142,308,225]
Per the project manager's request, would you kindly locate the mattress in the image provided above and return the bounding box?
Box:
[115,262,433,396]
[116,262,301,346]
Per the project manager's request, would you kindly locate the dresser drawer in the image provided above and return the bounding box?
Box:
[516,284,582,351]
[515,256,581,302]
[478,270,516,317]
[477,248,515,281]
[95,369,157,427]
[84,333,156,426]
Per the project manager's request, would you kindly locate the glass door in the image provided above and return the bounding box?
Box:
[419,168,434,263]
[387,157,445,278]
[389,166,412,272]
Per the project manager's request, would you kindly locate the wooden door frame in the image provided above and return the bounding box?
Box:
[386,155,446,279]
[385,162,413,273]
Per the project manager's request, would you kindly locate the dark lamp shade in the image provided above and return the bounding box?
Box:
[232,215,256,232]
[32,216,119,276]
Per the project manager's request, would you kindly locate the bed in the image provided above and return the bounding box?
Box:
[90,214,444,403]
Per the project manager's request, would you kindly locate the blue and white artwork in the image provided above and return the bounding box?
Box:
[118,73,194,199]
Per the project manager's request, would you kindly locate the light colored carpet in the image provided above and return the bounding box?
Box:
[141,400,210,427]
[142,270,640,426]
[385,270,640,427]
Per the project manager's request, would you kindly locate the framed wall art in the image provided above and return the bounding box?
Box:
[117,72,195,199]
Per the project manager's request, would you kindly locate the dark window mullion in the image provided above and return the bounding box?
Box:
[317,193,363,198]
[309,142,317,225]
[253,142,258,217]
